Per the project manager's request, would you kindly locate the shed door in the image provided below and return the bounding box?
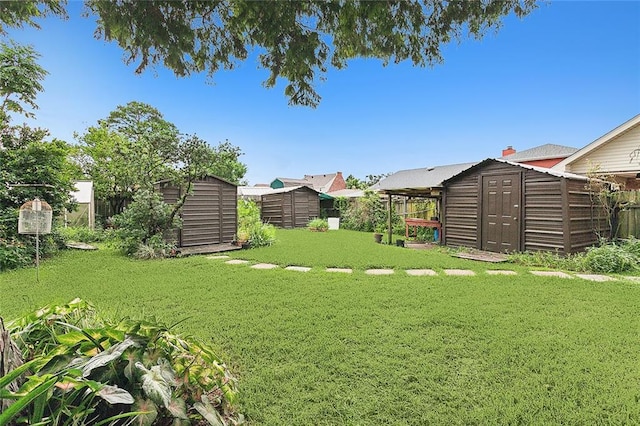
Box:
[481,173,521,252]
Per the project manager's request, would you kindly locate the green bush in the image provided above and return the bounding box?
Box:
[112,190,179,256]
[337,191,401,233]
[1,299,242,425]
[583,243,638,273]
[307,218,329,232]
[0,238,31,271]
[56,226,109,243]
[237,199,275,248]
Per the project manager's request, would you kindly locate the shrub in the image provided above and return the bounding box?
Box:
[112,190,179,256]
[0,238,31,271]
[583,243,638,273]
[56,225,109,243]
[308,218,329,232]
[237,199,276,248]
[1,299,242,425]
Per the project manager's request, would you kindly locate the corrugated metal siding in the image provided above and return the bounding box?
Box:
[261,187,320,228]
[566,179,608,252]
[522,171,564,252]
[567,126,640,175]
[261,193,284,227]
[443,172,479,248]
[158,176,237,247]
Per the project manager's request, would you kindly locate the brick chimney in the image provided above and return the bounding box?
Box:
[502,146,516,157]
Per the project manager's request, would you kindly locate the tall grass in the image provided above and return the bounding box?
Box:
[2,232,640,424]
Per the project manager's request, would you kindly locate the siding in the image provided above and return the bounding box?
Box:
[443,172,479,249]
[157,176,237,247]
[522,171,564,252]
[261,187,320,228]
[567,126,640,175]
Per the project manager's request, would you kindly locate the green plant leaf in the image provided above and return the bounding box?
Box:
[0,376,57,426]
[56,330,90,345]
[194,395,225,426]
[82,337,137,377]
[166,397,188,419]
[136,362,173,408]
[97,384,134,405]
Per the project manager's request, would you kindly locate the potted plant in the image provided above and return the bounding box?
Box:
[374,223,385,243]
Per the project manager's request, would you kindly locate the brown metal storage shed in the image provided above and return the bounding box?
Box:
[156,175,237,247]
[442,159,609,254]
[261,186,320,228]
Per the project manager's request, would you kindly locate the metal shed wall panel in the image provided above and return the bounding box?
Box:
[261,187,320,228]
[443,176,480,248]
[157,176,237,247]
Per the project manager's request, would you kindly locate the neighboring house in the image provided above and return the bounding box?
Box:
[270,172,346,193]
[261,186,321,228]
[500,143,578,168]
[442,159,609,254]
[552,114,640,189]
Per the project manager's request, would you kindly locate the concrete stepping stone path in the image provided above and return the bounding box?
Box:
[285,266,312,272]
[443,269,476,276]
[251,263,278,270]
[207,255,230,260]
[575,274,616,282]
[406,269,437,276]
[365,269,394,275]
[225,259,249,265]
[486,270,517,275]
[530,271,572,278]
[326,268,353,273]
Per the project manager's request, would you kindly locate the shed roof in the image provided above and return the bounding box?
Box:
[266,185,321,195]
[70,181,93,204]
[371,162,478,196]
[501,143,578,162]
[237,186,276,197]
[326,188,365,198]
[443,158,592,185]
[272,177,309,187]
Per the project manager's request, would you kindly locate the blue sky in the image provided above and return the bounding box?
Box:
[6,1,640,185]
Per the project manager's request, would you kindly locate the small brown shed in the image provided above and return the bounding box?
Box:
[442,159,609,254]
[156,175,237,247]
[261,186,320,228]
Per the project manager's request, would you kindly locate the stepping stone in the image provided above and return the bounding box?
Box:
[486,270,517,275]
[225,259,249,265]
[251,263,278,270]
[625,276,640,282]
[285,266,312,272]
[365,269,394,275]
[530,271,572,278]
[406,269,437,276]
[443,269,476,276]
[326,268,353,274]
[575,274,616,282]
[206,255,230,259]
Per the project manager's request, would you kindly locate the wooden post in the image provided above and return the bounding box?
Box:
[388,193,392,245]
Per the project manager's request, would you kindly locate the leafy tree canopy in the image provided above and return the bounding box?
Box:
[0,40,47,122]
[76,101,247,215]
[1,1,537,107]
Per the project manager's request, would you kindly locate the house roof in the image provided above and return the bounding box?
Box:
[266,185,321,195]
[442,158,592,186]
[501,143,578,162]
[304,173,337,192]
[371,162,478,196]
[238,186,276,199]
[273,177,309,187]
[326,188,365,198]
[553,114,640,171]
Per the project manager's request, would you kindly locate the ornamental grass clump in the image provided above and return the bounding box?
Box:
[582,242,638,273]
[307,218,328,232]
[0,299,242,426]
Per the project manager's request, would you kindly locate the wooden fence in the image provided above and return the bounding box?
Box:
[617,191,640,238]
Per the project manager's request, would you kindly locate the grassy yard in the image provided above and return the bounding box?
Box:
[2,229,640,424]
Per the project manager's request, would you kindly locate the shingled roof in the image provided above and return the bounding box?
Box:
[501,143,578,162]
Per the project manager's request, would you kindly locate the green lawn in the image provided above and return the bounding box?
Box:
[2,229,640,424]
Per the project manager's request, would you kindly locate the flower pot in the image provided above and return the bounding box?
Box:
[396,239,404,247]
[374,233,383,243]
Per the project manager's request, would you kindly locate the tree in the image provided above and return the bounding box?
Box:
[0,1,66,35]
[1,1,537,107]
[345,174,366,190]
[76,101,247,215]
[0,41,47,122]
